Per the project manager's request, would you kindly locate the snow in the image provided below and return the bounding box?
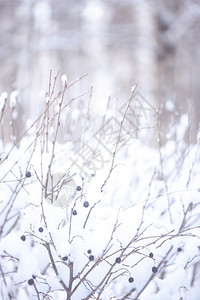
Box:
[165,99,175,111]
[0,92,200,299]
[10,90,19,108]
[12,110,18,119]
[61,74,67,87]
[46,96,50,103]
[155,268,187,295]
[131,85,137,93]
[0,91,8,111]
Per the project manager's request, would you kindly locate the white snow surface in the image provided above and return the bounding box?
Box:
[0,110,200,299]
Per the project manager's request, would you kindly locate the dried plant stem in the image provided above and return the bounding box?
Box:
[101,85,137,192]
[45,243,69,295]
[156,109,172,223]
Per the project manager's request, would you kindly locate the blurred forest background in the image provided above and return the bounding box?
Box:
[0,0,200,144]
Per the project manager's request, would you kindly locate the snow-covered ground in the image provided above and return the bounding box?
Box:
[0,82,200,300]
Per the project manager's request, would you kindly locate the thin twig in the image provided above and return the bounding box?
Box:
[156,109,172,223]
[101,85,137,192]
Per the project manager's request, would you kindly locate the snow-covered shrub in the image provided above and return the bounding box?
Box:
[0,75,200,300]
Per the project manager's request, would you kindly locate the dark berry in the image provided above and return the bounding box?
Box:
[177,247,182,252]
[87,249,92,254]
[38,227,44,233]
[26,171,31,178]
[128,277,134,283]
[152,266,158,273]
[28,279,34,285]
[89,255,94,261]
[115,257,121,264]
[62,256,68,261]
[32,275,36,279]
[72,210,77,216]
[83,201,89,208]
[21,235,26,241]
[149,252,154,258]
[76,186,81,191]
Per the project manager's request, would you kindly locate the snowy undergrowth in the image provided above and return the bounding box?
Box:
[0,78,200,300]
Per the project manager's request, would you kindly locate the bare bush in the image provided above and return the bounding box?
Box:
[0,73,200,300]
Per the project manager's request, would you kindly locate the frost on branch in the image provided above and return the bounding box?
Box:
[10,90,19,108]
[61,74,68,88]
